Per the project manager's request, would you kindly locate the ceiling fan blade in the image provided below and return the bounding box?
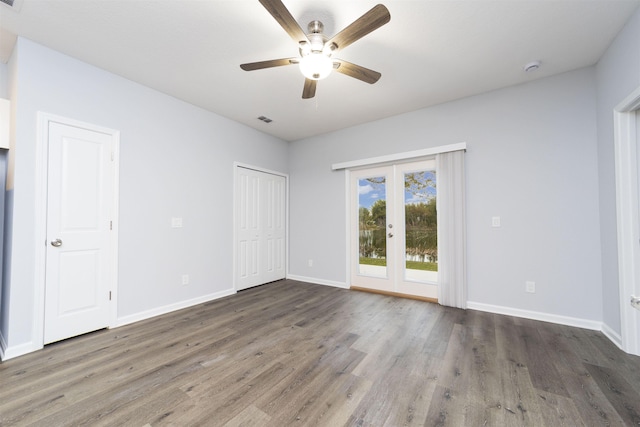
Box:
[334,59,381,84]
[326,4,390,51]
[259,0,309,45]
[302,78,317,99]
[240,58,298,71]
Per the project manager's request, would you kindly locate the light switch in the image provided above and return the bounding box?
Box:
[491,216,501,227]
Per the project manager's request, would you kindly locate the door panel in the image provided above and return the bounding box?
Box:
[44,122,113,344]
[395,161,438,299]
[351,166,395,292]
[237,171,261,287]
[236,168,286,290]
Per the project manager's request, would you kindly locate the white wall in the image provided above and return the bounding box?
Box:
[2,37,288,358]
[595,8,640,336]
[289,67,602,324]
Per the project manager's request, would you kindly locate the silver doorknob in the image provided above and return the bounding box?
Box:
[51,238,62,247]
[388,232,394,238]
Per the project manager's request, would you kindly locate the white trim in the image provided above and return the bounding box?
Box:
[0,339,41,361]
[233,162,289,291]
[35,112,120,349]
[331,142,466,171]
[233,162,289,178]
[614,84,640,356]
[110,133,121,327]
[467,301,602,331]
[286,274,349,289]
[118,289,236,326]
[602,322,624,351]
[115,288,236,327]
[0,98,10,149]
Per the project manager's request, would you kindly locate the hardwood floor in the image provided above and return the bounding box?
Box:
[1,279,639,426]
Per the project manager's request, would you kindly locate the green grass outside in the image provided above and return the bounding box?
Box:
[359,257,438,272]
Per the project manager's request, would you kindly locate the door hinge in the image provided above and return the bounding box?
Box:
[110,220,112,230]
[109,291,112,301]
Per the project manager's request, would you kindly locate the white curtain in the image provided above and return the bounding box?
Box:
[436,150,467,309]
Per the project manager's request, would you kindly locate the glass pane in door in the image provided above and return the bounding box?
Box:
[404,170,438,283]
[358,176,387,278]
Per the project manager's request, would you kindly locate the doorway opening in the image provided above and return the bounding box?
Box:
[614,85,640,356]
[234,165,287,291]
[35,113,120,348]
[350,159,438,300]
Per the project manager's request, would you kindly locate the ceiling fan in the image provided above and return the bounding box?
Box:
[240,0,391,99]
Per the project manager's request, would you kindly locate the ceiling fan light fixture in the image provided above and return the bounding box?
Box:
[299,52,333,80]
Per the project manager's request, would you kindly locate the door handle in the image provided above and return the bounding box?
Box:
[388,233,394,238]
[51,238,63,247]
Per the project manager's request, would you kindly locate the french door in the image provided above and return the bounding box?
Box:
[350,159,438,299]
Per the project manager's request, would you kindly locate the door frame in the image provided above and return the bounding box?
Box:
[614,84,640,356]
[232,162,289,291]
[336,143,466,290]
[34,112,120,348]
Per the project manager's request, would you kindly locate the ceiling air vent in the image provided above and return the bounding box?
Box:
[257,116,273,124]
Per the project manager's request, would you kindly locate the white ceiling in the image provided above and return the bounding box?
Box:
[0,0,638,141]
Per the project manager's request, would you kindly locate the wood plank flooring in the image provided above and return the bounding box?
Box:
[1,279,639,426]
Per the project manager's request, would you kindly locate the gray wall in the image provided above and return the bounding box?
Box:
[595,8,640,335]
[2,37,289,355]
[290,67,603,323]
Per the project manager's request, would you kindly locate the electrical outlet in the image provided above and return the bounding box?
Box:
[171,217,183,228]
[182,274,189,286]
[308,259,313,267]
[492,216,501,227]
[525,281,536,293]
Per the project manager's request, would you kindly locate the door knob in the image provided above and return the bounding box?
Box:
[388,232,394,238]
[51,238,62,247]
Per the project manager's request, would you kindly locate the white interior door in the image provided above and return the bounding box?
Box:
[44,121,115,344]
[350,159,438,299]
[236,167,286,290]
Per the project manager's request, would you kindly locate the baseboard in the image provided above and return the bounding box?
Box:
[601,322,624,350]
[286,274,349,289]
[467,301,602,331]
[0,334,42,362]
[115,288,237,328]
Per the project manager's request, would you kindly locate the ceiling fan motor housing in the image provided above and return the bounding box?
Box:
[300,20,328,56]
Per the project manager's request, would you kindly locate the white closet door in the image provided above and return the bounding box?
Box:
[236,167,286,290]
